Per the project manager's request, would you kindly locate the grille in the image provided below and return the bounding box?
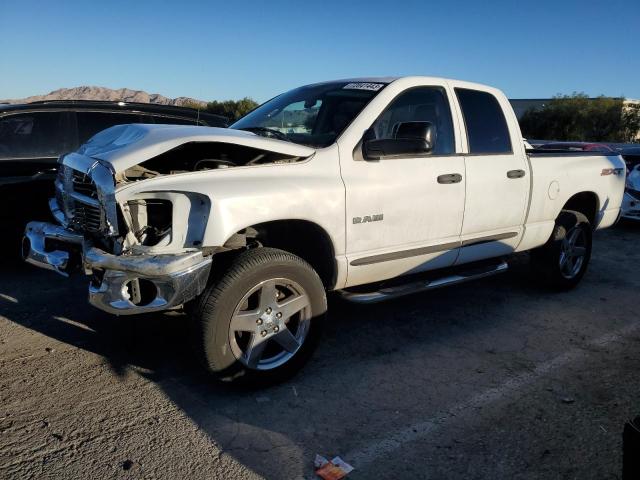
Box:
[55,161,111,235]
[71,203,102,232]
[67,168,103,233]
[72,171,98,199]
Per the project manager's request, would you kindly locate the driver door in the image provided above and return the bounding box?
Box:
[339,85,466,287]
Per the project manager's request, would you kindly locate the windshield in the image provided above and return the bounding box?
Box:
[231,81,387,147]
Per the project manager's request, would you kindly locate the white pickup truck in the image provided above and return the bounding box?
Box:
[23,77,625,384]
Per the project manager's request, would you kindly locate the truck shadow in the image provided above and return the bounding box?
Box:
[0,249,623,479]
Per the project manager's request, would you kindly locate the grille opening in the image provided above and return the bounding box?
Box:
[124,278,157,306]
[72,171,98,199]
[71,204,102,232]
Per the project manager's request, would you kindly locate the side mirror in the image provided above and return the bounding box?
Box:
[363,121,435,160]
[395,121,436,143]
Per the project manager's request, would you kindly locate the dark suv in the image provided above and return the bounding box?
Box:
[0,101,227,254]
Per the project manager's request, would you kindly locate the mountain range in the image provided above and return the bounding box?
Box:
[0,86,208,107]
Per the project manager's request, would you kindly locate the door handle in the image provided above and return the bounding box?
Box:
[437,173,463,184]
[507,169,526,179]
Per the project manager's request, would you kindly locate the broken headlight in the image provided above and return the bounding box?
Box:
[127,199,173,246]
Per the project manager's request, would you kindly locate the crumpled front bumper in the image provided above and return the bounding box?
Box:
[23,221,212,315]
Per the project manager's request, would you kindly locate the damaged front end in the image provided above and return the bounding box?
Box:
[22,123,316,315]
[22,151,212,315]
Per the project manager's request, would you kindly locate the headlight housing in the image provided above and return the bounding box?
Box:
[127,199,173,246]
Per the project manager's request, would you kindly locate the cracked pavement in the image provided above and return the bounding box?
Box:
[1,221,639,479]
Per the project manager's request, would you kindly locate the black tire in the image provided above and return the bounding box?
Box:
[191,247,326,385]
[530,210,592,291]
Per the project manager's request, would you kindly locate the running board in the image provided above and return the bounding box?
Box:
[338,260,509,304]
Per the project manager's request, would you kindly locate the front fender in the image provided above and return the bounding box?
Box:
[113,146,346,256]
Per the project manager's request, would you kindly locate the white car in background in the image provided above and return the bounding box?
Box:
[620,147,640,220]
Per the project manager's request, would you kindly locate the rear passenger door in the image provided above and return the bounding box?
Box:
[453,87,530,264]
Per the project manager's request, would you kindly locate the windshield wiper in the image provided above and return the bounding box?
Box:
[237,127,293,142]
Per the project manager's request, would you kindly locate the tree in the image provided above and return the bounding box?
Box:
[179,100,206,110]
[622,103,640,142]
[204,97,259,122]
[519,93,640,142]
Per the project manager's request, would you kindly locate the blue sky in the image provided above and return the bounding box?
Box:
[1,0,638,102]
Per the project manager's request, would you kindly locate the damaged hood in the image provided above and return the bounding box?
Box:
[77,124,316,172]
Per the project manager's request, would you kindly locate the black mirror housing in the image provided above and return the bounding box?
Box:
[363,138,432,160]
[395,121,436,144]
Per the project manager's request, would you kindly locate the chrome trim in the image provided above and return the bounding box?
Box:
[56,153,119,236]
[84,248,209,277]
[339,260,509,303]
[91,160,118,236]
[88,258,212,315]
[22,222,84,277]
[22,221,212,315]
[49,197,66,225]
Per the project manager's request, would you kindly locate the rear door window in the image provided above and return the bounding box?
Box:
[455,88,512,154]
[76,111,145,145]
[0,111,74,159]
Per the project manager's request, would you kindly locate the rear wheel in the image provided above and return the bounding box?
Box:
[191,247,326,385]
[531,210,592,290]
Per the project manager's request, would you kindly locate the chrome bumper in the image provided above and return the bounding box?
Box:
[23,222,84,276]
[23,221,212,315]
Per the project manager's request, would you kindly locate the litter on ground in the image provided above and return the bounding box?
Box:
[314,454,354,480]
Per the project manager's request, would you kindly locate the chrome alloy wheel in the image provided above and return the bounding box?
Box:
[228,278,311,370]
[559,226,587,279]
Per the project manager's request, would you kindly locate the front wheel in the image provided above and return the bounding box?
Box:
[191,247,327,385]
[530,210,592,290]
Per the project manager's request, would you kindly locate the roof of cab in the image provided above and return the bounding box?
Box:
[304,76,500,94]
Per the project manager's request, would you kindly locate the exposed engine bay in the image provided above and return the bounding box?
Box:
[116,141,305,183]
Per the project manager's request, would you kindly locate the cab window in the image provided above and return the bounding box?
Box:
[455,88,512,154]
[371,86,455,155]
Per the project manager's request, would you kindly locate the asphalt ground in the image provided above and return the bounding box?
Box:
[1,221,639,479]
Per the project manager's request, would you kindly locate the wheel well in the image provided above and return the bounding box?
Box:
[562,192,599,226]
[223,220,337,289]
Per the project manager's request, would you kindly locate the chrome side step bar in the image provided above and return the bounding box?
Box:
[338,260,509,304]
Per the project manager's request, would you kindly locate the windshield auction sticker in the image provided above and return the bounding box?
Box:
[342,83,385,91]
